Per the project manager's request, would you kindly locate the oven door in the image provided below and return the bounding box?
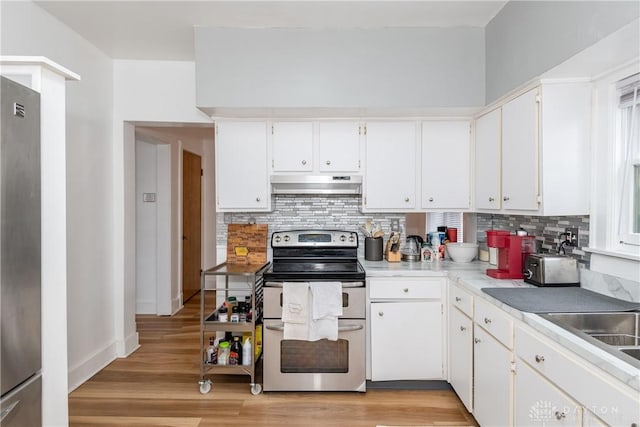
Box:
[263,284,365,319]
[263,319,366,392]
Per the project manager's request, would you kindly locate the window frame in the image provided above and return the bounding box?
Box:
[587,61,640,280]
[615,87,640,247]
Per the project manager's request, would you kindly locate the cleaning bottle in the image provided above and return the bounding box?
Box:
[229,336,242,365]
[242,337,252,366]
[206,337,216,364]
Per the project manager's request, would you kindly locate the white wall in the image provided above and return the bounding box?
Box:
[485,1,640,102]
[194,27,485,111]
[135,137,173,315]
[135,140,158,313]
[113,60,213,361]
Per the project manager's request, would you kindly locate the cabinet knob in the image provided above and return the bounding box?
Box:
[488,197,495,202]
[484,317,492,324]
[403,288,409,293]
[405,197,410,202]
[535,354,545,363]
[474,338,481,344]
[326,160,331,166]
[503,196,510,201]
[378,311,384,317]
[301,160,307,165]
[455,297,462,302]
[460,326,466,332]
[256,197,261,202]
[554,411,566,420]
[428,197,434,202]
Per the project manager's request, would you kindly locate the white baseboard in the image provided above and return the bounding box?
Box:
[67,341,118,393]
[171,295,182,315]
[116,331,140,357]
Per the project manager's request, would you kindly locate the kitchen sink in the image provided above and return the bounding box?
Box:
[540,312,640,369]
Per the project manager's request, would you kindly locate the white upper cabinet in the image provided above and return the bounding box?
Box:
[474,81,591,215]
[364,122,417,211]
[474,109,501,210]
[215,121,270,211]
[501,87,540,211]
[271,121,313,172]
[421,121,471,209]
[318,122,361,172]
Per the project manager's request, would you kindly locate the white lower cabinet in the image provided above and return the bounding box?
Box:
[448,305,473,412]
[473,325,513,427]
[370,301,442,381]
[368,277,444,382]
[446,284,640,427]
[515,360,582,427]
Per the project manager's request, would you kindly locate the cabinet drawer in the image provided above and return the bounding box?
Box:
[369,278,443,300]
[474,298,513,349]
[450,282,473,317]
[515,359,582,427]
[516,325,640,427]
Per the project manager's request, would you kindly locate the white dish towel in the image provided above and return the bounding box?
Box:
[282,282,310,340]
[309,282,343,341]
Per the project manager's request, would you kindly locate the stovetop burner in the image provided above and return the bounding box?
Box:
[263,230,365,282]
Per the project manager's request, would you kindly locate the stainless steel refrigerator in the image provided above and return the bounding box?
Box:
[0,76,42,426]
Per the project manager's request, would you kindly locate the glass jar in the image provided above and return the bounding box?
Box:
[230,305,240,323]
[218,306,228,322]
[218,341,230,366]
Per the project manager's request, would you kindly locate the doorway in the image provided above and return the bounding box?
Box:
[182,150,202,303]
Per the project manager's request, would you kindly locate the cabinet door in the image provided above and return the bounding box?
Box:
[272,122,313,171]
[514,360,582,427]
[364,122,417,211]
[502,88,540,211]
[475,109,502,210]
[215,122,269,211]
[371,301,442,381]
[421,121,471,209]
[319,122,361,172]
[448,306,473,412]
[473,325,512,427]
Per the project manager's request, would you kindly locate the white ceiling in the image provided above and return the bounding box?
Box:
[35,1,508,60]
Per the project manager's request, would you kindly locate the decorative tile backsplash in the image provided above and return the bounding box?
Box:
[476,213,591,267]
[216,195,405,257]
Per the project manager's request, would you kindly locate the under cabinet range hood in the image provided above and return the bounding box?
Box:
[271,175,362,195]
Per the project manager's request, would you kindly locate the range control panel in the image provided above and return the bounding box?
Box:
[271,230,358,248]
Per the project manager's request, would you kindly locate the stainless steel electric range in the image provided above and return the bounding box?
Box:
[262,229,366,392]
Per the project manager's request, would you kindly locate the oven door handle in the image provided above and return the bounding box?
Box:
[265,282,364,288]
[265,323,363,332]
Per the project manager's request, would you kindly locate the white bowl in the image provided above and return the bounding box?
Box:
[446,243,479,263]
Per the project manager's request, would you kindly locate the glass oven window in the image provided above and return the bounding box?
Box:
[280,339,349,373]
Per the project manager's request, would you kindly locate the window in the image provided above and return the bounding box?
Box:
[615,73,640,247]
[588,62,640,280]
[426,212,463,242]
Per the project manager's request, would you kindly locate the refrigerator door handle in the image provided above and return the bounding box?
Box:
[0,400,20,422]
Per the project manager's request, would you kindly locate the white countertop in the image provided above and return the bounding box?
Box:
[361,259,640,393]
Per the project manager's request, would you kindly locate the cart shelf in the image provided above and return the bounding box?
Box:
[198,261,269,395]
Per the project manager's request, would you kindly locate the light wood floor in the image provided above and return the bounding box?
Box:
[69,292,478,427]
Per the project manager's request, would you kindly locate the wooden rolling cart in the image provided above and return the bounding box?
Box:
[198,261,269,395]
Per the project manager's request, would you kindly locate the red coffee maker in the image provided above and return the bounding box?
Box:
[486,230,536,279]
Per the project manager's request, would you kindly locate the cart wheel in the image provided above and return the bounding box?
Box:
[199,380,212,394]
[250,383,262,395]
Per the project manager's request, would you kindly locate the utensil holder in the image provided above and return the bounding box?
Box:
[365,237,383,261]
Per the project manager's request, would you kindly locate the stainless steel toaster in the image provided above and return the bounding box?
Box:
[523,254,580,287]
